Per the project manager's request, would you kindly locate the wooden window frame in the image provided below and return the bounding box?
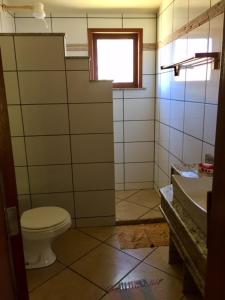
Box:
[88,28,143,88]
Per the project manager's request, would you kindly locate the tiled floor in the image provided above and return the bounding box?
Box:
[27,226,202,300]
[116,189,163,221]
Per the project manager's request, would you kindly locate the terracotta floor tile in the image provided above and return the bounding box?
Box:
[105,233,156,260]
[118,262,183,300]
[79,226,117,241]
[70,244,139,291]
[27,261,65,292]
[126,189,161,209]
[144,246,183,279]
[52,229,100,266]
[29,269,104,300]
[140,206,164,220]
[116,201,150,221]
[116,190,138,200]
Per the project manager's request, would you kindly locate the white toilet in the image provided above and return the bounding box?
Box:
[21,206,71,269]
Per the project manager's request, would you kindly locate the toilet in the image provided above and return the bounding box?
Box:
[21,206,71,269]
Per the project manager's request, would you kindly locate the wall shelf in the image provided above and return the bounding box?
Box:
[160,52,220,76]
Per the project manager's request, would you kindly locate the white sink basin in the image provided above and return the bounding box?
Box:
[172,175,212,235]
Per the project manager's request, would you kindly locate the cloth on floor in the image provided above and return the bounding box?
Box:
[117,223,169,250]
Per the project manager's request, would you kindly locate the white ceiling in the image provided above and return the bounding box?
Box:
[6,0,161,13]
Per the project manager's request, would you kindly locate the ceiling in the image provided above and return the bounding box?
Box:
[6,0,161,13]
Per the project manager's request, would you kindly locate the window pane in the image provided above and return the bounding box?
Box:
[97,39,133,83]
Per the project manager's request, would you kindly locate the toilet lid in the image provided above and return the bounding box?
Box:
[21,207,70,230]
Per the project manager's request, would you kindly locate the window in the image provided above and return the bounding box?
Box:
[88,28,143,88]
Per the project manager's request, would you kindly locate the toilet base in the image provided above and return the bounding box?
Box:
[24,239,56,269]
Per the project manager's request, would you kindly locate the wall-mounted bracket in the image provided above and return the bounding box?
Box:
[161,52,220,76]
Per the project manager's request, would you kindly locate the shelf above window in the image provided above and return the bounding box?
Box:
[161,52,220,76]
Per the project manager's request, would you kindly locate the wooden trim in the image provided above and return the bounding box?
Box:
[205,10,225,300]
[88,28,143,88]
[66,42,156,52]
[158,0,225,49]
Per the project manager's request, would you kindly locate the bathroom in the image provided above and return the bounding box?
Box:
[0,0,224,299]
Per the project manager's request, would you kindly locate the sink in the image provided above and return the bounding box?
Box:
[172,175,212,235]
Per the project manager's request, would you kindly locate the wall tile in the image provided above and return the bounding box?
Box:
[159,72,171,99]
[113,122,123,142]
[160,4,173,41]
[73,163,114,191]
[169,128,183,160]
[125,162,154,182]
[124,98,154,120]
[19,71,67,104]
[22,105,69,135]
[158,168,170,188]
[3,72,20,104]
[15,167,29,194]
[125,142,154,162]
[143,51,156,75]
[71,134,114,163]
[69,103,113,134]
[113,99,123,121]
[18,195,31,215]
[184,102,204,139]
[159,123,170,149]
[124,121,154,142]
[67,71,112,102]
[170,69,186,101]
[159,99,170,125]
[189,0,210,21]
[114,143,124,163]
[113,89,123,99]
[29,165,73,193]
[203,104,217,145]
[158,145,169,175]
[123,18,156,43]
[8,106,24,136]
[75,190,115,218]
[202,142,215,161]
[124,75,155,98]
[88,18,122,28]
[187,22,209,57]
[1,11,15,33]
[26,136,71,165]
[170,100,184,130]
[115,164,124,183]
[15,36,65,70]
[15,18,51,33]
[12,137,26,166]
[173,0,188,32]
[31,192,74,217]
[52,18,88,43]
[66,57,89,70]
[185,66,207,102]
[0,36,16,70]
[183,134,202,164]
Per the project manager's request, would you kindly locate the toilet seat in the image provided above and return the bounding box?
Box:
[21,207,70,231]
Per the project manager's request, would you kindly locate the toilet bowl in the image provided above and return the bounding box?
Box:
[21,206,71,269]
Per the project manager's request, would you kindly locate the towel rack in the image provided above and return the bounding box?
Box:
[160,52,220,76]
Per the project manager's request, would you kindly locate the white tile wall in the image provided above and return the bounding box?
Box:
[184,102,204,139]
[15,18,51,33]
[26,136,71,165]
[123,18,156,43]
[125,142,154,162]
[15,167,29,194]
[203,104,218,145]
[12,137,26,166]
[125,162,154,182]
[29,165,73,193]
[124,98,154,120]
[75,190,115,218]
[183,134,202,164]
[170,100,184,130]
[32,193,74,217]
[22,105,69,135]
[3,72,20,104]
[8,106,24,136]
[73,163,114,191]
[124,121,154,142]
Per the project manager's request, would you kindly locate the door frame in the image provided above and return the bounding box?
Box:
[205,10,225,300]
[0,50,29,300]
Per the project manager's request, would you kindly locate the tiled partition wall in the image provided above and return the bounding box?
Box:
[14,12,157,191]
[0,0,15,32]
[0,33,115,227]
[155,0,223,190]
